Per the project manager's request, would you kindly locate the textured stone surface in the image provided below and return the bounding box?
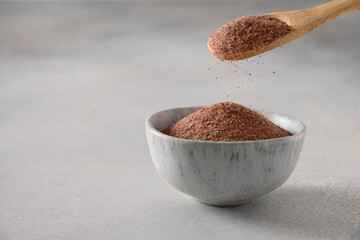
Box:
[0,2,360,240]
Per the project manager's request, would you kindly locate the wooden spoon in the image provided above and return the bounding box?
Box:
[208,0,360,61]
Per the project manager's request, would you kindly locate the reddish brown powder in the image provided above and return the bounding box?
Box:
[162,102,292,142]
[208,16,293,60]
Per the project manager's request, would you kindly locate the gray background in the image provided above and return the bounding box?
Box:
[0,1,360,239]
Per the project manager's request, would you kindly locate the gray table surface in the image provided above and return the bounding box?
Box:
[0,2,360,240]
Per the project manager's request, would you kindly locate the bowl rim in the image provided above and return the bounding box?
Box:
[146,106,306,144]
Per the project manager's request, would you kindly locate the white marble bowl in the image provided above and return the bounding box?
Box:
[145,107,306,206]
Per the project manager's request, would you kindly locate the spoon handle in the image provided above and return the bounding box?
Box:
[311,0,360,25]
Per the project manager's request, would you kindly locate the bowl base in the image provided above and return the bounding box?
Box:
[194,199,252,207]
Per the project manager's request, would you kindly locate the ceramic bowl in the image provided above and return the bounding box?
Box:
[145,106,306,206]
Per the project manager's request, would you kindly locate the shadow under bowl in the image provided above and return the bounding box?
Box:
[145,106,306,207]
